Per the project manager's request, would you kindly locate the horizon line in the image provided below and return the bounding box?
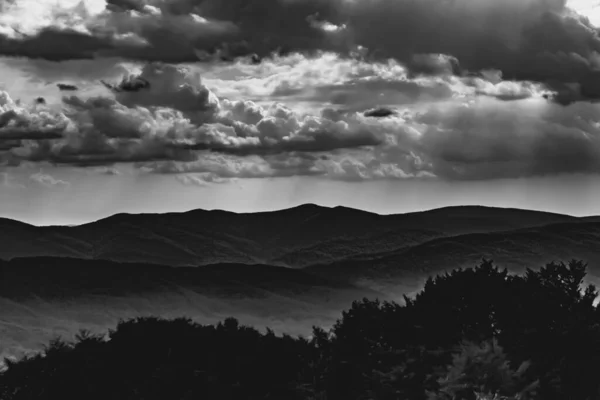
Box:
[0,202,590,228]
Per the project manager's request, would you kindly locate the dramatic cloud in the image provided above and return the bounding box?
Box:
[0,91,70,159]
[100,63,219,122]
[196,52,550,115]
[1,52,600,182]
[134,91,600,181]
[1,0,599,103]
[101,75,149,92]
[339,0,600,87]
[0,0,335,62]
[0,61,383,172]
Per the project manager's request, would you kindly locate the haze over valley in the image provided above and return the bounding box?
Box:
[2,204,600,365]
[2,0,600,398]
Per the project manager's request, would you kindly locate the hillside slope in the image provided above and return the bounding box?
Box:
[0,256,384,364]
[0,205,580,267]
[304,220,600,292]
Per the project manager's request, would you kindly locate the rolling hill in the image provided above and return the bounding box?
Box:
[0,256,382,303]
[0,204,582,267]
[1,204,599,367]
[0,256,384,366]
[304,220,600,293]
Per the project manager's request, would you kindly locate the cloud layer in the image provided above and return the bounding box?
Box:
[1,0,599,103]
[1,52,600,182]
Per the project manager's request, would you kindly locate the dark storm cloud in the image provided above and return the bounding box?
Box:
[2,0,599,103]
[337,0,600,102]
[0,28,116,61]
[0,0,338,63]
[0,140,21,151]
[0,5,241,63]
[57,83,79,91]
[153,0,341,57]
[0,127,64,140]
[105,0,147,13]
[364,107,397,118]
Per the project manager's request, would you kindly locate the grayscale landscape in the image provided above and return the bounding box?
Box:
[2,0,600,398]
[2,204,600,368]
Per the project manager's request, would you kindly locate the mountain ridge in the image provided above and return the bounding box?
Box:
[303,219,600,294]
[0,204,591,267]
[3,203,584,228]
[2,205,600,367]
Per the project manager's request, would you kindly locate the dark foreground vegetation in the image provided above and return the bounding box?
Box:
[2,260,600,400]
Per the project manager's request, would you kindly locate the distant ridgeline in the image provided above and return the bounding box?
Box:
[2,205,600,288]
[1,259,599,400]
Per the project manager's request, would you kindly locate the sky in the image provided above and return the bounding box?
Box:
[1,0,600,225]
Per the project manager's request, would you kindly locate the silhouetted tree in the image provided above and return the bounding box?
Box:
[3,259,600,400]
[426,339,538,400]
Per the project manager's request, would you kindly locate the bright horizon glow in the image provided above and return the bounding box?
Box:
[2,167,600,227]
[12,201,590,227]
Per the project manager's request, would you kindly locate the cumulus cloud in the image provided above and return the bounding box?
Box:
[200,52,548,115]
[0,61,383,172]
[140,94,600,181]
[0,91,70,160]
[1,53,600,182]
[99,63,219,123]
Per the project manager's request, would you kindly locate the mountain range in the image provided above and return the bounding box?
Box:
[1,204,599,363]
[1,204,594,269]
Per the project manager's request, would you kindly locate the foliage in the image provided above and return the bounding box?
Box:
[1,259,600,400]
[426,339,538,400]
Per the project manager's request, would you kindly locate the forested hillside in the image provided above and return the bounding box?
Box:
[2,259,598,400]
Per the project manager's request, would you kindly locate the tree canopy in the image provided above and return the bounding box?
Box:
[1,259,599,400]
